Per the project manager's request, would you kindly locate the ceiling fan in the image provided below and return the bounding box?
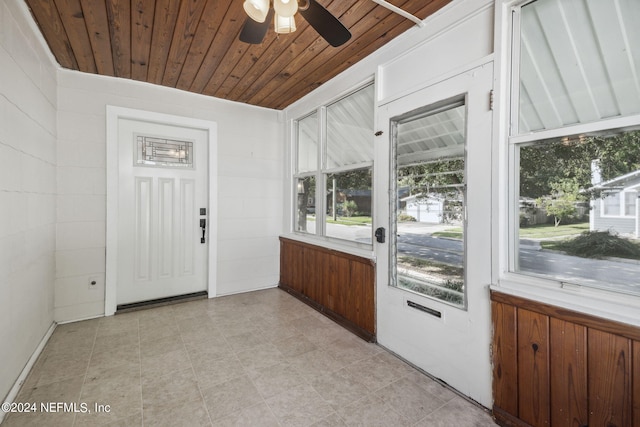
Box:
[240,0,352,47]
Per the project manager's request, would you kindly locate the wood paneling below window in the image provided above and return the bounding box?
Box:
[492,291,640,427]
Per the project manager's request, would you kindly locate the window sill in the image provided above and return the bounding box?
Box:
[280,232,376,261]
[492,274,640,329]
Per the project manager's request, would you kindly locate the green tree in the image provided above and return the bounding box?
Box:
[341,200,358,217]
[536,179,581,227]
[519,130,640,200]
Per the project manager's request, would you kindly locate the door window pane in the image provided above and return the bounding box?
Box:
[325,168,372,244]
[392,102,466,307]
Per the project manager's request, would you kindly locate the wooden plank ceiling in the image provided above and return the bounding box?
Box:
[25,0,451,110]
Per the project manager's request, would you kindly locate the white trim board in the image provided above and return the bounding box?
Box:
[105,106,218,316]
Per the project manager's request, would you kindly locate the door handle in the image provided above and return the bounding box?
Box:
[375,227,385,243]
[200,218,206,244]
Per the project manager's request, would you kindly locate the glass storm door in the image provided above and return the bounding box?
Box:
[373,63,494,406]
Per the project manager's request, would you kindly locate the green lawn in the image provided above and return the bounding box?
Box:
[519,223,589,238]
[431,222,590,240]
[325,216,372,226]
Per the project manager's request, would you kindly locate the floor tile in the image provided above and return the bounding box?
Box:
[141,368,200,409]
[201,375,262,421]
[212,402,279,427]
[143,397,211,427]
[191,354,246,390]
[247,361,307,398]
[414,396,497,426]
[310,368,370,409]
[140,348,190,379]
[3,288,497,427]
[337,394,413,427]
[375,376,446,424]
[273,334,317,357]
[265,383,333,427]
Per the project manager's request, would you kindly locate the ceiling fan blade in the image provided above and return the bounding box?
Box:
[239,9,274,44]
[299,0,351,47]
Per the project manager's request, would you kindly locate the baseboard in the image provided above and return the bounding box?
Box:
[0,321,56,424]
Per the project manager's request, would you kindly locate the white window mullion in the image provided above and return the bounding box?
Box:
[317,106,327,237]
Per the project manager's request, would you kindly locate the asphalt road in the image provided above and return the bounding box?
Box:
[398,232,640,292]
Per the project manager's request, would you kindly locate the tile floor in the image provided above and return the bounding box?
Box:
[2,288,497,427]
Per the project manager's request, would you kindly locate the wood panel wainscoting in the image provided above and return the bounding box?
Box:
[279,237,375,342]
[491,290,640,427]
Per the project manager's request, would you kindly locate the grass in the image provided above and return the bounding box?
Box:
[519,223,589,238]
[325,216,372,226]
[431,230,463,239]
[431,223,590,240]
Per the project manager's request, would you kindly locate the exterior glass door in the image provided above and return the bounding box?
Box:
[373,63,493,406]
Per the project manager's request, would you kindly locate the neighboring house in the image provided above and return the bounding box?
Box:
[402,194,445,223]
[590,169,640,238]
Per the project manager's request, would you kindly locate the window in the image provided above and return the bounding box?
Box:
[391,100,467,307]
[624,192,637,216]
[293,83,374,245]
[602,194,621,217]
[510,0,640,297]
[601,191,637,218]
[135,135,193,168]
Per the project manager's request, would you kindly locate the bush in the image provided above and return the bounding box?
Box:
[341,200,358,217]
[398,213,417,222]
[556,231,640,259]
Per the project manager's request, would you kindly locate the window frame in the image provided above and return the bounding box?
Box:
[503,0,640,301]
[291,82,375,249]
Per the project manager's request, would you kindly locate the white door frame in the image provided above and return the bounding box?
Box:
[105,106,218,316]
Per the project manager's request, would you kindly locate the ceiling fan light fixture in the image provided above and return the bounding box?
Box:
[274,13,296,34]
[243,0,269,23]
[274,0,298,18]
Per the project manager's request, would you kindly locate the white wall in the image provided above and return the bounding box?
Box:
[55,71,283,322]
[0,0,58,402]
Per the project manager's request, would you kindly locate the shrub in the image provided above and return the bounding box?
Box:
[398,213,417,222]
[341,200,358,217]
[556,231,640,259]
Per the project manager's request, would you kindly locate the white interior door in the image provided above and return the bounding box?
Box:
[374,63,494,406]
[116,118,208,305]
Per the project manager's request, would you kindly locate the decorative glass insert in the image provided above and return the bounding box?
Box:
[135,135,193,168]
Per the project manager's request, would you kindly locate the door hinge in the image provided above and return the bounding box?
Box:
[489,89,494,111]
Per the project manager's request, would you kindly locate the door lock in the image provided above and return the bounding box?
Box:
[375,227,385,243]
